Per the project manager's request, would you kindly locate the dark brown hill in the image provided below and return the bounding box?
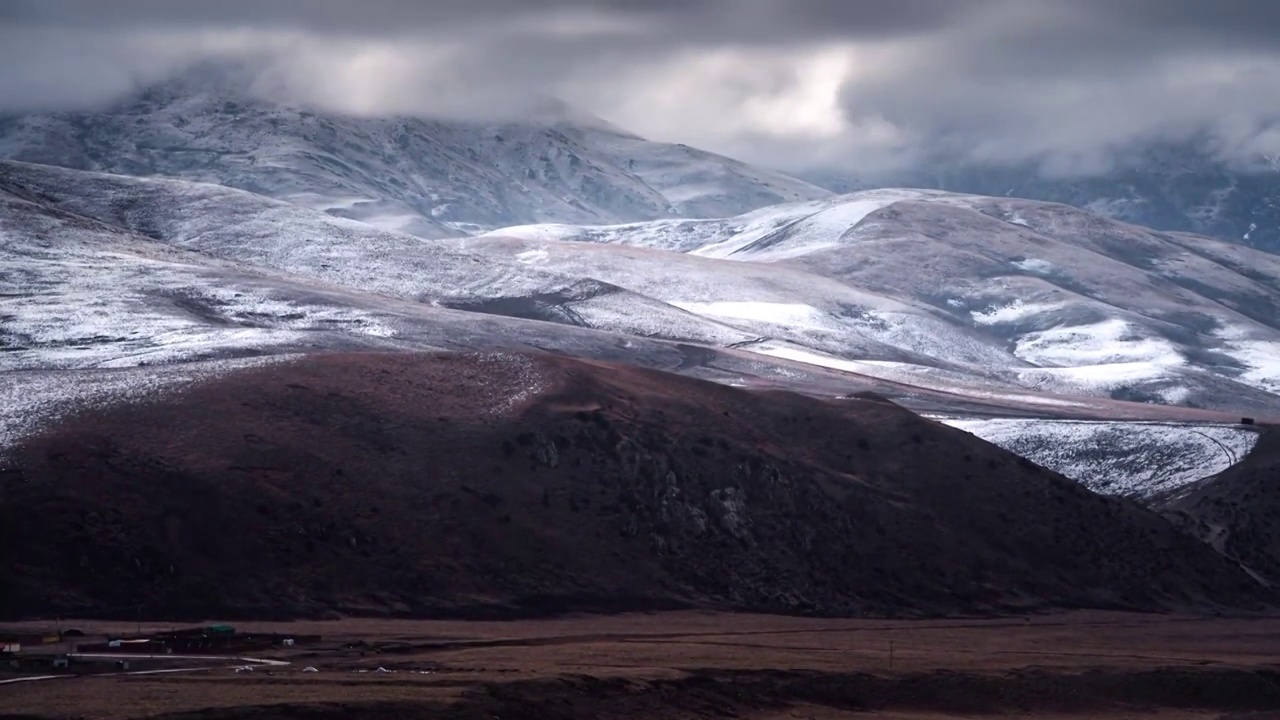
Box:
[1160,428,1280,585]
[0,352,1269,620]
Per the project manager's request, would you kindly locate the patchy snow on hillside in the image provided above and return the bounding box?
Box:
[691,190,924,260]
[8,150,1280,416]
[668,301,831,330]
[1214,325,1280,394]
[1015,319,1183,367]
[476,187,1280,412]
[748,344,900,374]
[571,292,759,347]
[495,224,594,244]
[941,417,1260,498]
[971,300,1064,326]
[0,355,296,456]
[758,344,1091,409]
[1013,257,1056,274]
[859,310,1024,369]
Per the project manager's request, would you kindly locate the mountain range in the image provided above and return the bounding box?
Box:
[6,156,1279,420]
[0,62,827,239]
[803,141,1280,254]
[2,64,1279,619]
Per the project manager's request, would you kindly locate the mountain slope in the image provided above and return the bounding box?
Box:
[0,64,829,236]
[0,159,773,365]
[940,418,1262,499]
[13,157,1221,443]
[1159,428,1280,585]
[803,142,1280,254]
[1,352,1269,619]
[8,155,1279,418]
[482,190,1280,413]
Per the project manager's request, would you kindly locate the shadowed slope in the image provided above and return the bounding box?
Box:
[1161,428,1280,585]
[0,352,1269,619]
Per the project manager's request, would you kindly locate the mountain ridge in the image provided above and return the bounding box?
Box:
[0,64,830,237]
[3,351,1271,619]
[801,141,1280,254]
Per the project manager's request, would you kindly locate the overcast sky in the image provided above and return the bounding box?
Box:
[3,0,1280,175]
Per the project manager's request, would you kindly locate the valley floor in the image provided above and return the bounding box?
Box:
[3,611,1280,720]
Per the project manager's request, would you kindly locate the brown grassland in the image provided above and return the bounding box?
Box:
[3,611,1280,720]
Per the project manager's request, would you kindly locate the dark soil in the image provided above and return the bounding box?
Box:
[78,668,1280,720]
[0,351,1272,620]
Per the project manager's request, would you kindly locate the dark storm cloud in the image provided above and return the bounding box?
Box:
[3,0,1280,173]
[830,0,1280,174]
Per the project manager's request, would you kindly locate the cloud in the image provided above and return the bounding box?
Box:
[832,1,1280,175]
[2,0,1280,175]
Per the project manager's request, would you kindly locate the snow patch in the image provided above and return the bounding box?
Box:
[749,345,900,377]
[515,248,551,265]
[1012,258,1055,274]
[1214,325,1280,393]
[668,301,829,329]
[470,352,547,416]
[1016,319,1183,367]
[941,417,1260,498]
[0,355,296,457]
[971,300,1062,325]
[691,190,921,261]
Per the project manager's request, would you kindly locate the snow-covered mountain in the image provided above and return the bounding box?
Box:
[6,155,1278,498]
[4,64,1278,499]
[11,154,1279,419]
[803,141,1280,254]
[0,159,768,371]
[479,190,1280,414]
[0,63,829,237]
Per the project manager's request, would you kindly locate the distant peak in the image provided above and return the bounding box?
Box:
[127,56,285,106]
[522,96,641,138]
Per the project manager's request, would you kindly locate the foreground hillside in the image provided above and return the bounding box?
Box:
[1160,428,1280,585]
[0,352,1269,620]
